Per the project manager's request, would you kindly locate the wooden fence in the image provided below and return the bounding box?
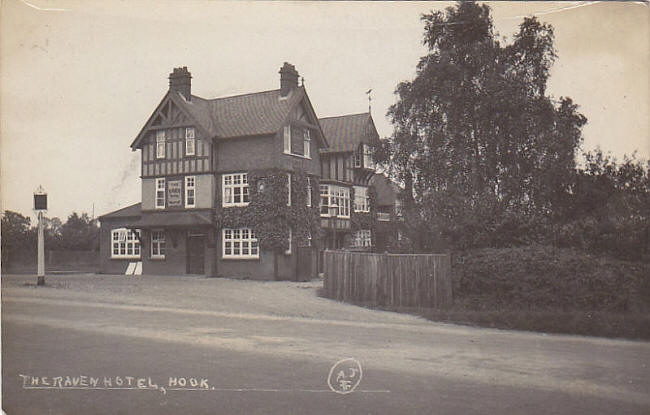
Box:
[323,250,453,309]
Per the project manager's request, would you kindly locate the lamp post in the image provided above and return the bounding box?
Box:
[329,203,338,250]
[33,186,47,286]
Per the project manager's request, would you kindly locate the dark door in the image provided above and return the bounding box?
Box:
[186,234,205,274]
[297,246,314,281]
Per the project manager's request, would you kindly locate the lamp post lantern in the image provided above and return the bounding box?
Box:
[329,203,338,250]
[33,186,47,286]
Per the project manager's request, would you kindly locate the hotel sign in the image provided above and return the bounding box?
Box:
[167,180,182,207]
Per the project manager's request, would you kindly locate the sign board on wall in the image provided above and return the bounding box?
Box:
[167,180,182,207]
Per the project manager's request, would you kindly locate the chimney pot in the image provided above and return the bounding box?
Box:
[169,67,192,101]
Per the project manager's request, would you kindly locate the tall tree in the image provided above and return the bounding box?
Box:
[377,1,587,250]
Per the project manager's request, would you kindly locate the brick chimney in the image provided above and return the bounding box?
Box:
[279,62,299,97]
[169,67,192,101]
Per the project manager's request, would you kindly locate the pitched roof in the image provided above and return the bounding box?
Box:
[181,88,303,139]
[99,203,142,220]
[370,174,400,206]
[132,210,213,228]
[318,112,377,153]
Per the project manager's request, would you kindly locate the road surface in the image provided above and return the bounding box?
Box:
[2,274,649,414]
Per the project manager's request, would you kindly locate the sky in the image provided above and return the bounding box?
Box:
[1,0,648,222]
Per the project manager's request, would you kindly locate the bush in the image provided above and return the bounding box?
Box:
[453,245,649,313]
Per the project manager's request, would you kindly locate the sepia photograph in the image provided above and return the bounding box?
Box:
[1,1,648,414]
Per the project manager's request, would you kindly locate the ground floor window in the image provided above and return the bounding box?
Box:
[151,230,166,259]
[353,229,372,248]
[223,228,259,259]
[111,228,141,259]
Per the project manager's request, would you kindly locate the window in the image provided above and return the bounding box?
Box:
[155,178,166,209]
[395,198,403,217]
[111,228,141,259]
[363,144,375,169]
[185,127,195,156]
[353,230,372,248]
[353,152,362,168]
[287,173,292,206]
[303,129,311,158]
[151,230,166,259]
[185,176,195,208]
[156,130,166,159]
[307,177,312,207]
[354,186,369,213]
[285,228,292,255]
[319,184,350,218]
[223,228,259,259]
[223,173,249,207]
[283,126,291,154]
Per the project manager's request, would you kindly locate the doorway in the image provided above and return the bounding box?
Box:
[186,233,206,274]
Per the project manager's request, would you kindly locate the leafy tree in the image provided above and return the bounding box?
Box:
[376,1,587,251]
[1,211,33,265]
[58,212,99,251]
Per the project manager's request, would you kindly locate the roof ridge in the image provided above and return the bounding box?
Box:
[319,112,370,121]
[193,88,282,102]
[99,202,141,218]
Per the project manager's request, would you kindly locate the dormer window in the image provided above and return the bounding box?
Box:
[283,126,291,154]
[156,130,166,159]
[363,144,375,169]
[185,127,195,156]
[303,129,311,158]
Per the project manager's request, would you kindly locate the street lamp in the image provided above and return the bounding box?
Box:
[329,203,338,250]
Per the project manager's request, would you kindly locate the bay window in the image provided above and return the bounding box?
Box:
[223,173,249,207]
[319,184,350,218]
[223,228,259,259]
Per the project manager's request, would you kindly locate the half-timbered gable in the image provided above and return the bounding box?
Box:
[100,62,392,280]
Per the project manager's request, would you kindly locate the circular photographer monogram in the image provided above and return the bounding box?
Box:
[327,358,363,394]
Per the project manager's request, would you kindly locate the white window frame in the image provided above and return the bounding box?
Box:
[287,173,292,206]
[150,230,166,259]
[222,228,259,259]
[185,127,195,156]
[222,173,249,207]
[185,176,196,208]
[353,230,372,248]
[111,228,141,259]
[353,151,362,168]
[319,184,350,218]
[156,130,166,159]
[303,129,311,158]
[354,186,369,213]
[363,143,375,169]
[283,126,291,154]
[307,177,312,207]
[155,178,166,209]
[285,228,292,255]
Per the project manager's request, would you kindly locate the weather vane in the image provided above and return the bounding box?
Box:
[366,88,372,113]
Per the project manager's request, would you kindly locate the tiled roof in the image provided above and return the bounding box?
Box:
[99,203,142,219]
[370,174,400,206]
[318,113,374,153]
[181,88,303,139]
[133,210,213,228]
